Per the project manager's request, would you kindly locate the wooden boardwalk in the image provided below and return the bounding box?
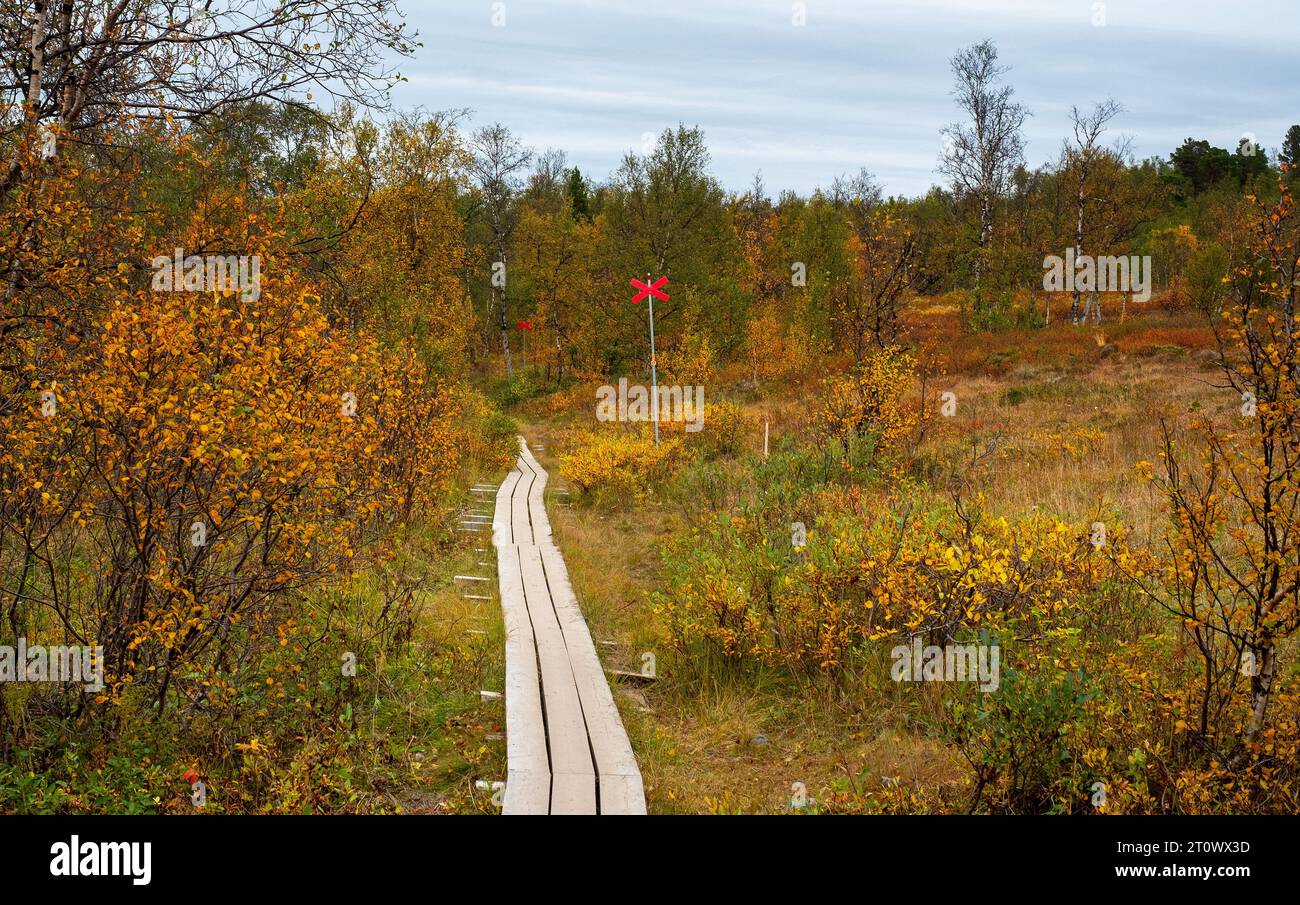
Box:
[492,438,646,815]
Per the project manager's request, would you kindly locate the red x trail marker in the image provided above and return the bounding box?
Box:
[630,274,667,445]
[630,276,669,304]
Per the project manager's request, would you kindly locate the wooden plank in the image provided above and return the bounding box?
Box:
[517,441,552,542]
[495,543,550,814]
[538,542,647,814]
[492,467,521,549]
[596,772,647,817]
[511,458,534,546]
[551,771,598,815]
[504,768,550,816]
[517,543,596,814]
[607,669,656,684]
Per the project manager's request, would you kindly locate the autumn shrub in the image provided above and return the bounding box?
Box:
[558,425,682,503]
[518,377,587,418]
[660,314,717,388]
[701,399,754,459]
[939,632,1300,814]
[1106,173,1300,813]
[1146,224,1198,302]
[659,397,754,460]
[0,535,494,814]
[741,307,788,385]
[1163,681,1300,814]
[654,480,1147,685]
[8,282,449,677]
[0,204,469,804]
[0,738,170,815]
[653,450,1178,812]
[814,346,925,475]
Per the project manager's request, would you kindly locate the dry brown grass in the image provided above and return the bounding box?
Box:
[919,353,1227,530]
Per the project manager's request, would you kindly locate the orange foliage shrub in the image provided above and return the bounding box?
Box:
[655,490,1150,680]
[814,346,925,472]
[1,209,459,726]
[558,426,681,501]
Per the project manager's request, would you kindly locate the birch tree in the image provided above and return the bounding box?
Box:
[1063,99,1124,323]
[470,123,531,379]
[938,40,1028,307]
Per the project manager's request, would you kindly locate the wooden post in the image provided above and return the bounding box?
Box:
[646,272,660,446]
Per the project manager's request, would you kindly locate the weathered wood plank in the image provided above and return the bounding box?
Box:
[503,768,550,816]
[539,542,647,815]
[517,543,597,813]
[492,467,521,549]
[551,771,598,815]
[496,542,550,814]
[596,772,647,817]
[511,458,534,545]
[517,441,552,542]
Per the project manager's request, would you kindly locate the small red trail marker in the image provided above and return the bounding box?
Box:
[517,320,533,331]
[629,276,669,304]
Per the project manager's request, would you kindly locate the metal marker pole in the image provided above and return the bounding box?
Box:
[647,271,660,445]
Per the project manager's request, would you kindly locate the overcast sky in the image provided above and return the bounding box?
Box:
[386,0,1297,197]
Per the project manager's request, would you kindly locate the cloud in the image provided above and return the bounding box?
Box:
[386,0,1298,195]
